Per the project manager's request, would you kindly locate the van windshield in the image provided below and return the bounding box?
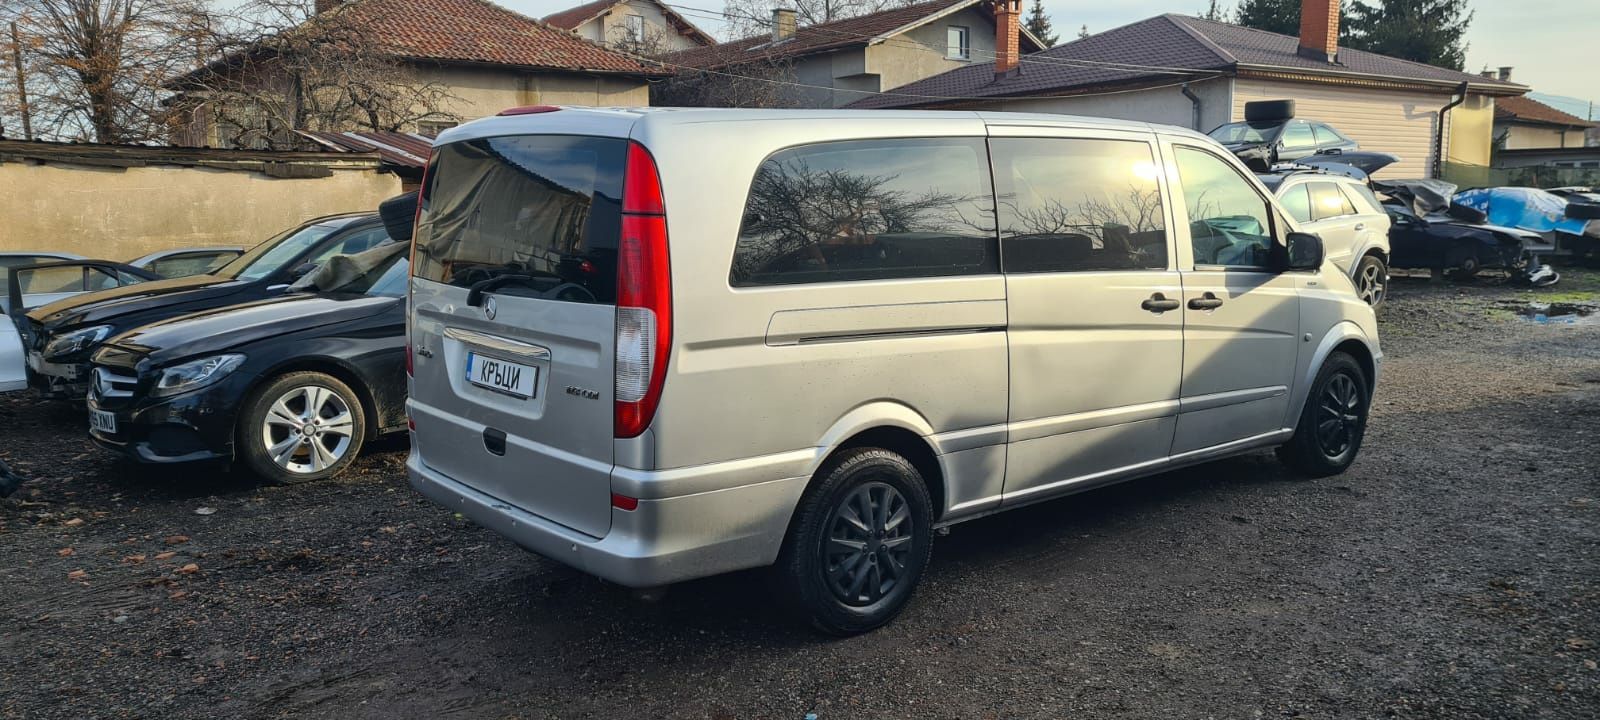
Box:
[411,135,626,305]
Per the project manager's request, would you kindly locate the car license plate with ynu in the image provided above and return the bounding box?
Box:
[466,353,537,399]
[89,408,117,433]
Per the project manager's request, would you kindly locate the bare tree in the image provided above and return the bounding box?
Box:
[168,0,460,149]
[719,0,917,38]
[1,0,207,143]
[651,46,800,108]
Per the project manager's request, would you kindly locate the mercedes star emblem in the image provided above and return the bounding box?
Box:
[484,295,498,320]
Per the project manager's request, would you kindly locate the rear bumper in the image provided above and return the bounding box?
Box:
[407,450,808,587]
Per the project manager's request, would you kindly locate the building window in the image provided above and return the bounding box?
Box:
[946,26,970,60]
[625,14,645,42]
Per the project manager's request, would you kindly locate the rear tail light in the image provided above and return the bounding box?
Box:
[614,142,671,438]
[610,493,639,511]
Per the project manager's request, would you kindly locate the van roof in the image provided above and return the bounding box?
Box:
[433,107,1213,148]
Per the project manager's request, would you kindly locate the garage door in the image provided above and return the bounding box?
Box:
[1232,79,1452,179]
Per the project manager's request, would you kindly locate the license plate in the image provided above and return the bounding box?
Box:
[466,353,537,399]
[89,408,117,434]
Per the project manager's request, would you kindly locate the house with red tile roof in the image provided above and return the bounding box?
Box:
[662,0,1046,109]
[167,0,668,148]
[850,0,1525,179]
[544,0,715,53]
[1494,94,1597,151]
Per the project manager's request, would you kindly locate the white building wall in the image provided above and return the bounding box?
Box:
[975,78,1233,132]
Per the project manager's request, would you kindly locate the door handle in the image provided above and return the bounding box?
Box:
[1354,223,1367,231]
[1188,292,1224,311]
[1141,293,1181,313]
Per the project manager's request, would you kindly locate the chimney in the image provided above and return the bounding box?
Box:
[993,0,1021,79]
[1479,69,1496,78]
[314,0,340,13]
[1497,66,1513,82]
[771,7,796,42]
[1296,0,1340,63]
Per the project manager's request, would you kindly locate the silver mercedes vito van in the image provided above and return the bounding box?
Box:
[406,107,1381,635]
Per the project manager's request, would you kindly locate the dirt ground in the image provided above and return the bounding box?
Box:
[2,268,1597,720]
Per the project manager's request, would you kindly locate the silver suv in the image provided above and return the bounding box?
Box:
[406,108,1382,635]
[1262,170,1393,307]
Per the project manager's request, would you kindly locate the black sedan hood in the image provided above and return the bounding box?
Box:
[27,274,249,330]
[105,294,398,367]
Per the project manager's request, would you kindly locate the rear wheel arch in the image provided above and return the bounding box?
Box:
[834,426,945,522]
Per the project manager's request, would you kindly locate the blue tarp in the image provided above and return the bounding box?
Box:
[1453,187,1593,236]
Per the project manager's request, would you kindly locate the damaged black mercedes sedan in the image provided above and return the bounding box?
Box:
[85,244,409,484]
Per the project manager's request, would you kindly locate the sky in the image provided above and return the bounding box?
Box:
[501,0,1598,120]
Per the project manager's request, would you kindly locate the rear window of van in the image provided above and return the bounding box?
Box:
[412,135,626,304]
[730,137,998,287]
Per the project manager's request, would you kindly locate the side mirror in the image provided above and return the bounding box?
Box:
[1283,232,1324,271]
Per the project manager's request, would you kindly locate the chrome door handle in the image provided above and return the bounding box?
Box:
[1141,293,1181,313]
[1188,292,1224,311]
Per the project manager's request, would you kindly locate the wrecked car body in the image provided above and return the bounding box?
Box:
[1453,186,1600,265]
[86,241,410,484]
[1376,180,1559,286]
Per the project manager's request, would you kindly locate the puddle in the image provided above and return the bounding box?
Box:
[1499,301,1599,325]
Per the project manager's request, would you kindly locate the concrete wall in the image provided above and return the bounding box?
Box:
[0,158,401,259]
[1446,94,1495,168]
[417,66,651,123]
[1498,122,1589,150]
[977,78,1233,132]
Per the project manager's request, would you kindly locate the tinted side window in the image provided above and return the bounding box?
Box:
[1174,147,1276,268]
[1308,182,1357,221]
[1280,123,1316,150]
[147,252,234,278]
[1341,183,1383,215]
[731,138,996,287]
[1279,183,1312,224]
[991,137,1167,273]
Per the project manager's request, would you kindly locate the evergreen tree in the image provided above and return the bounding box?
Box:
[1232,0,1304,35]
[1344,0,1473,70]
[1201,0,1228,21]
[1024,0,1059,47]
[1078,23,1090,39]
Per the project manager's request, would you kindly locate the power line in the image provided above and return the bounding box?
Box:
[653,54,1223,105]
[661,2,1216,77]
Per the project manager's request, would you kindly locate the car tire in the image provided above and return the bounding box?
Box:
[1353,255,1387,308]
[1277,352,1369,478]
[1451,254,1480,279]
[237,371,367,484]
[773,447,934,636]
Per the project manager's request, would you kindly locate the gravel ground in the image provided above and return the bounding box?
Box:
[2,269,1597,720]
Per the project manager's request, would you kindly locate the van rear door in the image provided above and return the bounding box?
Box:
[408,135,625,539]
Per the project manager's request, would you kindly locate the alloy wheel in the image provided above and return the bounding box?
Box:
[822,481,914,606]
[260,385,355,474]
[1316,372,1363,458]
[1357,263,1385,306]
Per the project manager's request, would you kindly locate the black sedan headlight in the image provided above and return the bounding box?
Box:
[152,354,246,398]
[42,325,112,361]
